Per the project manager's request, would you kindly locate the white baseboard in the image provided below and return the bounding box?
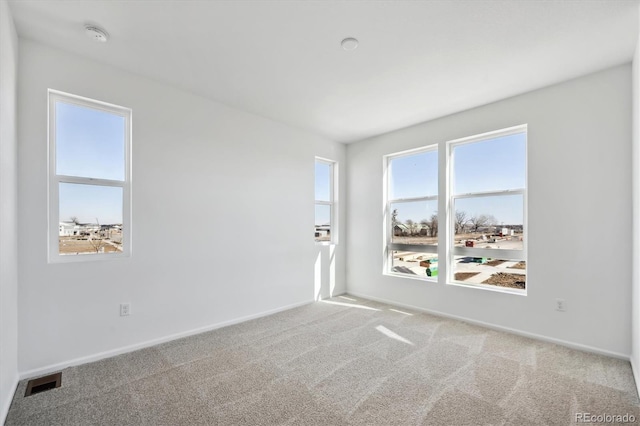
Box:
[19,298,313,381]
[347,292,631,361]
[1,374,19,425]
[631,357,640,399]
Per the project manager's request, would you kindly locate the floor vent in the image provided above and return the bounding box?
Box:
[24,372,62,397]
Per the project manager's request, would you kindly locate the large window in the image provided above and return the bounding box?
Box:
[383,125,527,293]
[448,126,527,291]
[385,147,438,279]
[315,158,336,243]
[48,90,131,261]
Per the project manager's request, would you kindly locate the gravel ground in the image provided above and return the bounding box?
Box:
[483,272,526,289]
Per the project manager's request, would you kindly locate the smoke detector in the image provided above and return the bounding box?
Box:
[85,25,109,42]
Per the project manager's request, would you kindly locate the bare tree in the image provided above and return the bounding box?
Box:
[87,235,106,253]
[429,213,438,237]
[70,216,79,225]
[405,219,418,236]
[469,214,497,233]
[454,210,467,234]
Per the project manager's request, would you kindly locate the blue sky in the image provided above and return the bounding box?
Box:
[56,101,125,224]
[389,133,525,225]
[59,183,123,225]
[315,161,331,225]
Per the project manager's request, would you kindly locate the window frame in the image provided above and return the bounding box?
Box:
[314,157,337,245]
[383,145,439,281]
[446,124,528,294]
[382,125,527,294]
[48,89,132,262]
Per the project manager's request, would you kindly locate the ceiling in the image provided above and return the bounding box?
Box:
[8,0,640,143]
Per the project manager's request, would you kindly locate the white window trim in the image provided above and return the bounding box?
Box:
[48,89,132,262]
[382,125,527,295]
[315,157,338,245]
[383,144,438,281]
[445,124,528,294]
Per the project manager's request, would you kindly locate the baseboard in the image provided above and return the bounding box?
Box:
[19,298,313,381]
[1,374,19,425]
[631,357,640,399]
[347,291,630,360]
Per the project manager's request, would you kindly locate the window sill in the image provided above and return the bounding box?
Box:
[49,252,130,264]
[383,271,437,283]
[447,280,526,296]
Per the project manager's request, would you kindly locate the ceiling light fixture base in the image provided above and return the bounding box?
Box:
[85,25,109,43]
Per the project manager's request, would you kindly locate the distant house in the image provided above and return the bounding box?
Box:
[500,227,515,236]
[59,222,80,237]
[393,223,409,236]
[314,225,331,239]
[59,222,101,237]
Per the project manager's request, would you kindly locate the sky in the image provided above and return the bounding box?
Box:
[313,133,525,227]
[315,161,331,225]
[389,132,525,225]
[56,101,125,224]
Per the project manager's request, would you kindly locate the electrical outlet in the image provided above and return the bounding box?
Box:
[555,299,566,312]
[120,303,131,316]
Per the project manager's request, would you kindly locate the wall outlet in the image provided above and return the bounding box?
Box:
[120,303,131,316]
[555,298,566,312]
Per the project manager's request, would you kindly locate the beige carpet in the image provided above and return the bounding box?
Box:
[6,295,640,425]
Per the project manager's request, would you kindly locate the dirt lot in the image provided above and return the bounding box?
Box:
[482,272,526,289]
[59,238,121,255]
[393,232,523,247]
[454,272,480,281]
[509,261,526,270]
[392,235,438,245]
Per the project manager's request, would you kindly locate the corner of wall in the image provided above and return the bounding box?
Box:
[631,4,640,399]
[0,0,20,422]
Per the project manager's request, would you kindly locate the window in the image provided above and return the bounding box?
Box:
[383,125,527,294]
[448,126,527,291]
[384,147,438,279]
[48,90,131,261]
[315,158,336,243]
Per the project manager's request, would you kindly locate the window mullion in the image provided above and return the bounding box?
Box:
[452,188,524,200]
[57,175,126,187]
[389,195,438,204]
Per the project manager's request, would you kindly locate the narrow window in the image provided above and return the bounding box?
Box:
[384,147,438,279]
[48,90,131,261]
[315,158,336,243]
[448,125,527,292]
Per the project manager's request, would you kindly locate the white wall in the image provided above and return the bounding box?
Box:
[347,65,632,357]
[17,40,346,375]
[632,10,640,395]
[0,0,20,421]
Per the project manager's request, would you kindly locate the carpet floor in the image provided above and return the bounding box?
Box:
[5,295,640,425]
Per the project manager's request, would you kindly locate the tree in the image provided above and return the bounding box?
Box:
[70,216,79,225]
[87,235,106,253]
[405,219,418,236]
[454,210,467,234]
[469,214,497,233]
[429,213,438,237]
